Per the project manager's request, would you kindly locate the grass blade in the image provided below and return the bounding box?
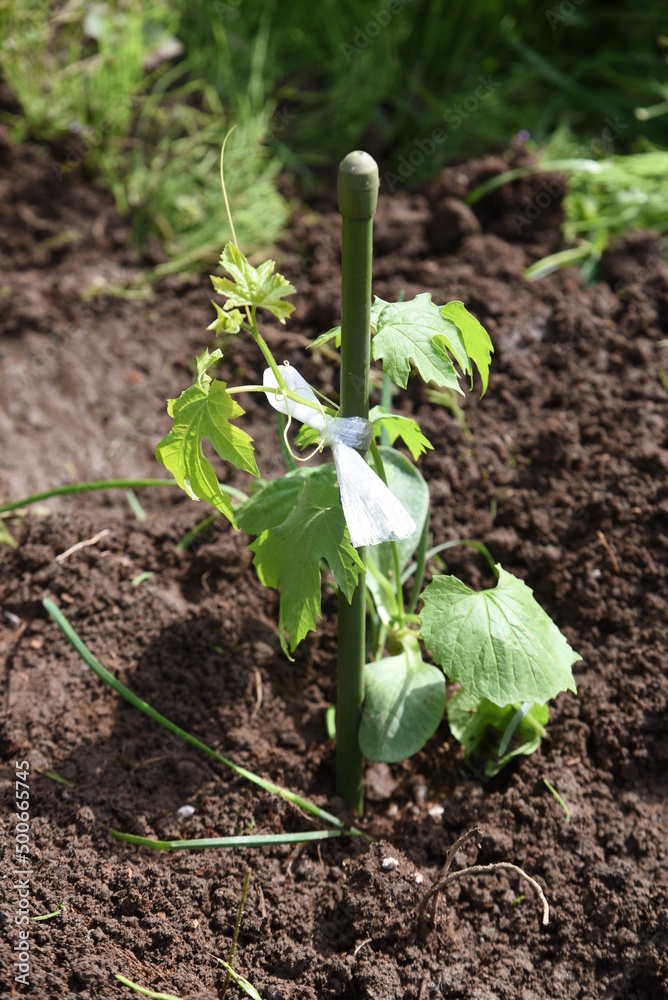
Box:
[111,830,344,850]
[0,479,178,514]
[115,975,182,1000]
[0,478,247,515]
[216,962,263,1000]
[42,599,367,839]
[543,778,571,822]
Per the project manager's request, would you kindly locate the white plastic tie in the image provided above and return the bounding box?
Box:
[263,365,416,548]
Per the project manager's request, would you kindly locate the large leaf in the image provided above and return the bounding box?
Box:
[211,242,295,323]
[447,690,549,776]
[156,370,259,526]
[367,446,429,576]
[249,478,364,652]
[309,298,493,399]
[360,636,446,762]
[420,566,579,706]
[440,301,494,395]
[236,464,336,536]
[371,293,464,392]
[365,447,429,626]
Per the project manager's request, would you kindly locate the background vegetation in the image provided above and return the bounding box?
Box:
[1,0,666,273]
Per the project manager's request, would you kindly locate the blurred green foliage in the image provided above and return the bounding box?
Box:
[0,0,666,273]
[178,0,668,176]
[0,1,288,273]
[469,129,668,279]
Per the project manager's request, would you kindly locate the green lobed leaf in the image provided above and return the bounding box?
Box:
[369,297,385,331]
[365,446,429,627]
[447,690,549,776]
[211,242,295,323]
[195,346,222,389]
[249,478,364,652]
[207,300,243,335]
[309,325,341,349]
[156,375,259,526]
[309,301,385,351]
[372,293,464,392]
[420,566,579,706]
[236,464,336,536]
[367,446,429,577]
[369,405,434,461]
[440,301,494,395]
[359,636,446,762]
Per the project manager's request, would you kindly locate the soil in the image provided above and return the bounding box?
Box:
[0,127,667,1000]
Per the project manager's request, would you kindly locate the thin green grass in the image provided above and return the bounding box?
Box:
[0,477,247,516]
[35,768,72,786]
[115,976,182,1000]
[111,830,344,850]
[543,778,571,822]
[42,598,369,840]
[469,139,668,279]
[220,870,254,999]
[32,903,66,922]
[217,960,263,1000]
[2,1,664,273]
[0,479,179,515]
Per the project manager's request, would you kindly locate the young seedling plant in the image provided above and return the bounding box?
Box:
[156,149,580,814]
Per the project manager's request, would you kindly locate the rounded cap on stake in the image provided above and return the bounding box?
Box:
[338,151,379,220]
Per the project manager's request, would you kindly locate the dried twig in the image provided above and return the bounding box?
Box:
[596,529,620,575]
[418,827,550,937]
[55,528,110,563]
[353,937,372,957]
[250,667,263,720]
[419,827,483,932]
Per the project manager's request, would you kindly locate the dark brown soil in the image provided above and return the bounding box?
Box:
[1,128,667,999]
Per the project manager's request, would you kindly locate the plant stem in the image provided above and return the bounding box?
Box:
[336,151,379,814]
[250,314,285,388]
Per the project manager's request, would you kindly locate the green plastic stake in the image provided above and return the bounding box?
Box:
[336,151,379,813]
